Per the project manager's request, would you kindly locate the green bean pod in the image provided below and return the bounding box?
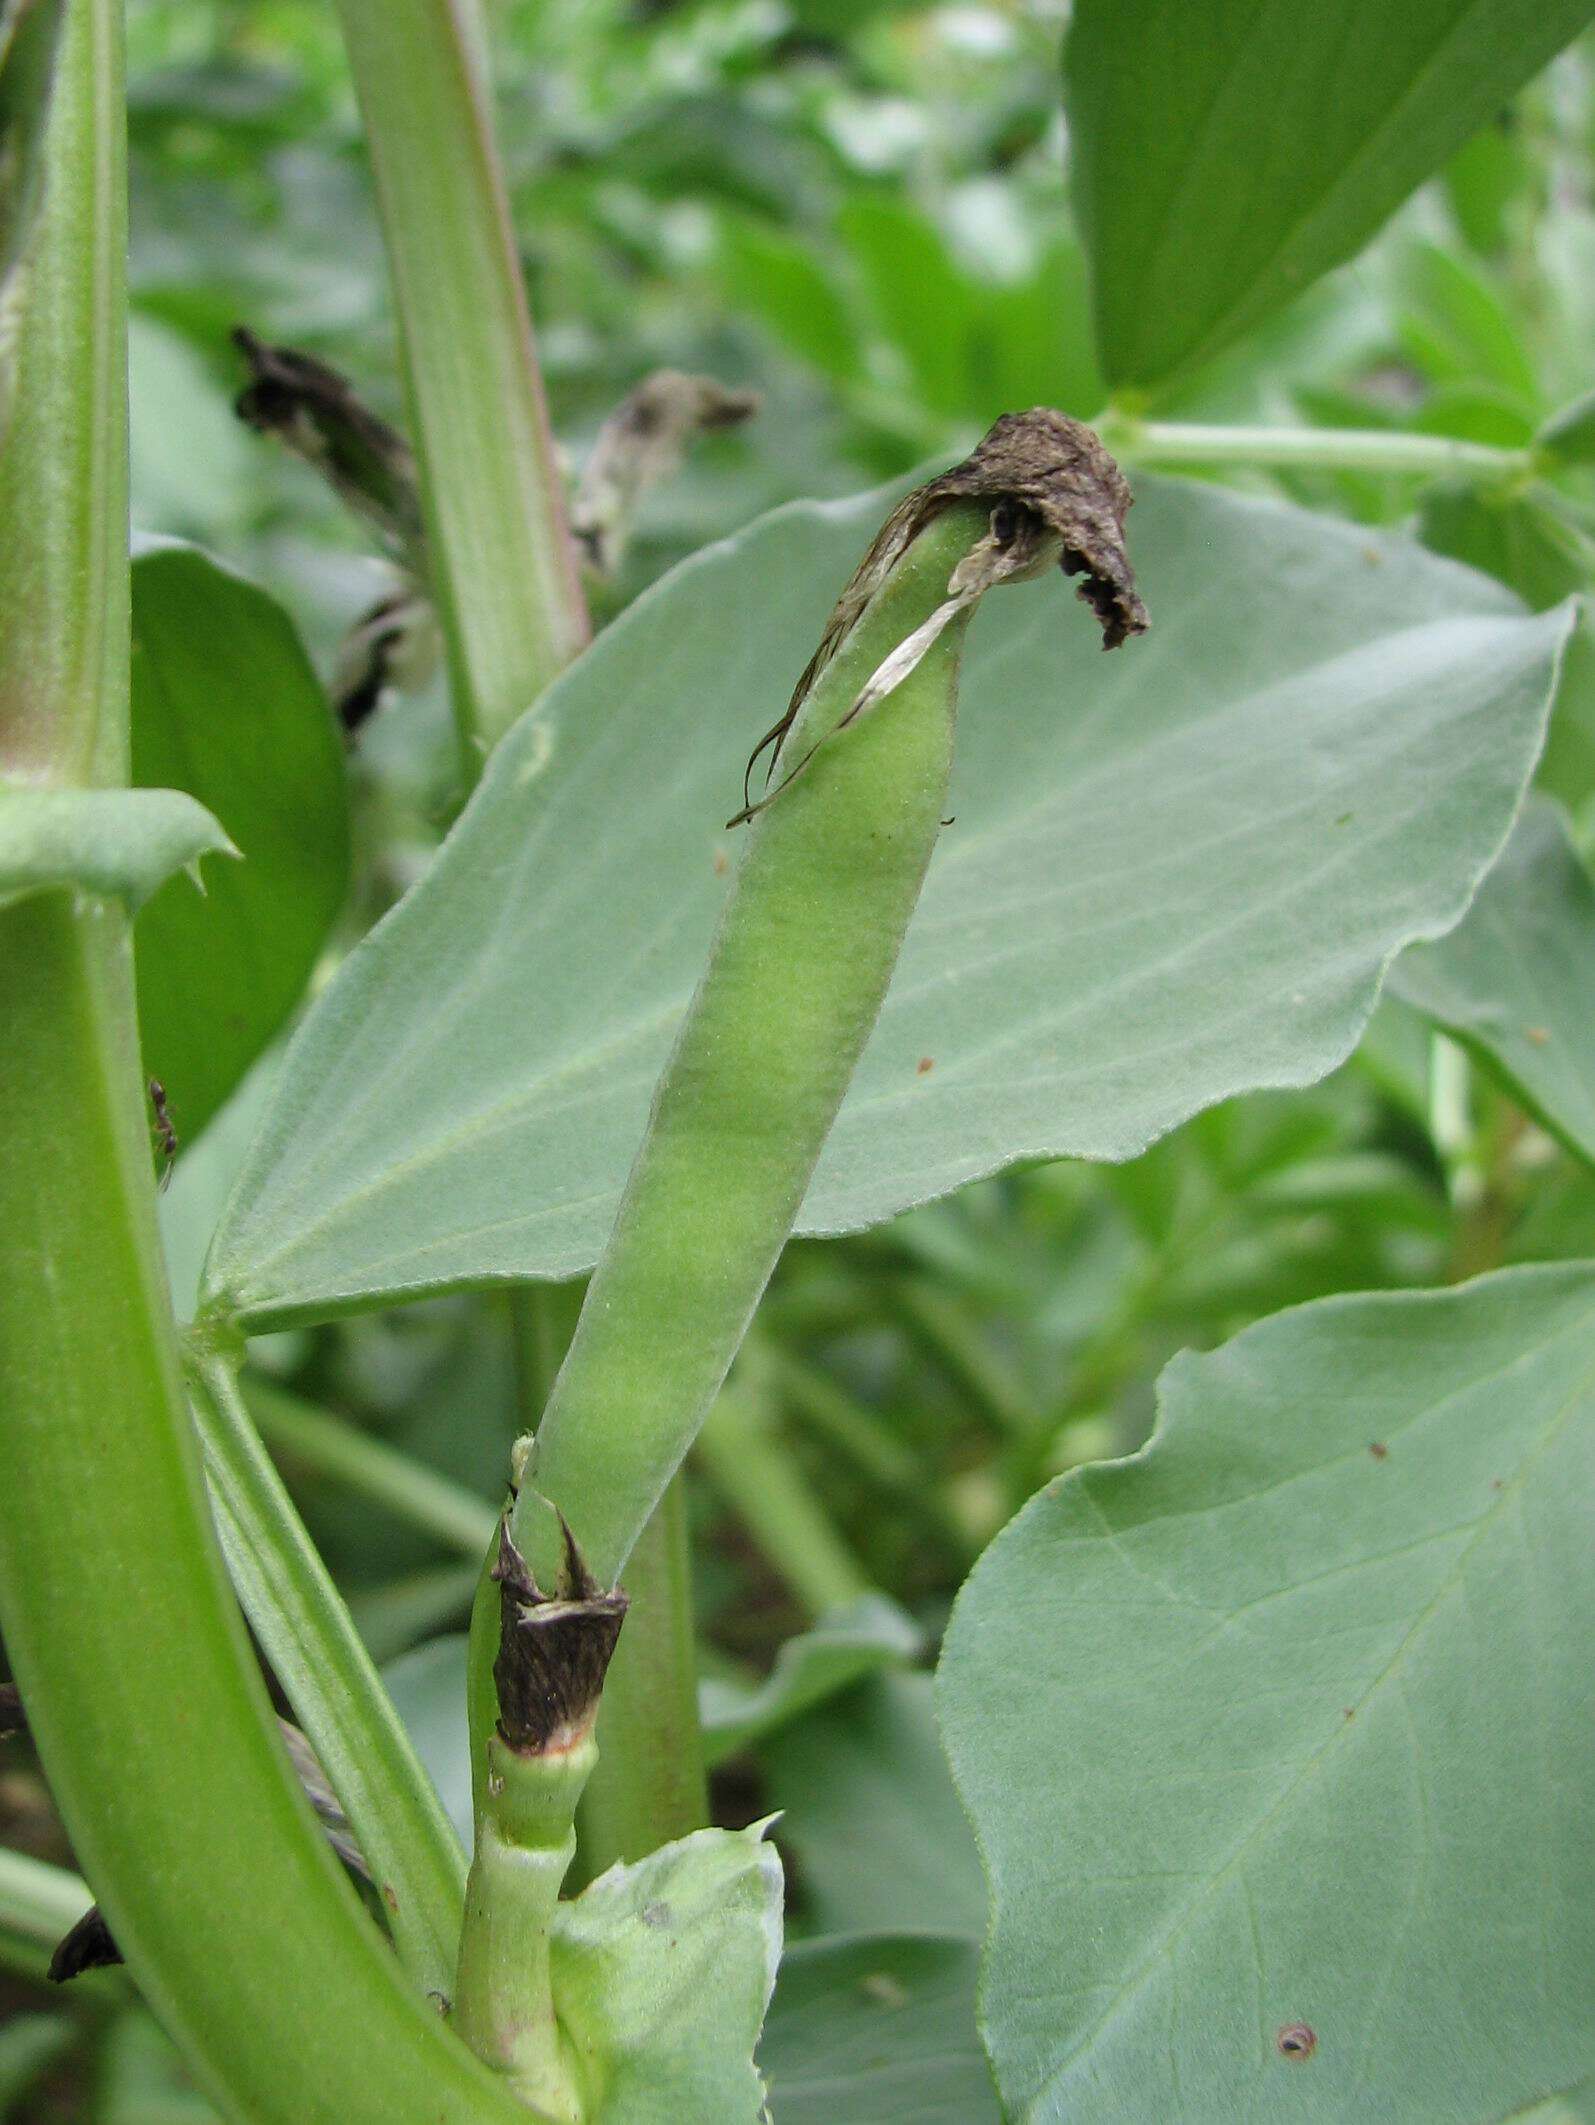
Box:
[514,411,1145,1588]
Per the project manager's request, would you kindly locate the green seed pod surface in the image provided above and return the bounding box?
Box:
[516,412,1144,1587]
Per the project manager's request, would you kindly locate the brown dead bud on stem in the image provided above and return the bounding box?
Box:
[231,326,426,568]
[570,369,761,578]
[491,1513,629,1757]
[734,407,1147,825]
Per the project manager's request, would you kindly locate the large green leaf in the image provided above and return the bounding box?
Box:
[761,1934,999,2124]
[132,538,349,1147]
[1065,0,1595,392]
[938,1264,1595,2121]
[199,475,1566,1331]
[1392,800,1595,1162]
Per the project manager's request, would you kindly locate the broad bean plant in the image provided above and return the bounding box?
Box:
[2,1,1592,2119]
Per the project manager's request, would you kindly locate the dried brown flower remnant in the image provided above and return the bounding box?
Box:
[232,326,425,566]
[491,1513,628,1756]
[571,369,760,577]
[737,407,1147,822]
[924,408,1148,649]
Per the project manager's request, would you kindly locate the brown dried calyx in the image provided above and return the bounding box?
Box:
[492,1514,629,1757]
[925,407,1146,646]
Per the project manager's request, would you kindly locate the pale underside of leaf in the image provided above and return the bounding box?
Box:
[199,475,1568,1331]
[1391,798,1595,1165]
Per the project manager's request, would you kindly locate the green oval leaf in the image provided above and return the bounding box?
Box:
[200,475,1566,1331]
[131,538,349,1147]
[761,1934,998,2124]
[0,782,233,912]
[1392,799,1595,1163]
[550,1822,783,2124]
[1065,0,1595,392]
[701,1597,923,1767]
[938,1264,1595,2121]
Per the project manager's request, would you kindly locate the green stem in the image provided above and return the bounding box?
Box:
[186,1347,468,1999]
[0,11,523,2113]
[515,501,991,1588]
[1103,416,1537,483]
[0,0,125,788]
[245,1372,498,1558]
[575,1480,709,1878]
[331,0,588,772]
[452,1732,593,2118]
[0,900,524,2122]
[695,1383,875,1619]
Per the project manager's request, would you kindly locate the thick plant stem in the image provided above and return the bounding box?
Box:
[452,1730,591,2119]
[0,0,125,787]
[575,1481,709,1876]
[0,900,527,2123]
[452,1518,625,2109]
[515,412,1144,1592]
[0,14,528,2111]
[187,1346,469,1998]
[332,0,588,771]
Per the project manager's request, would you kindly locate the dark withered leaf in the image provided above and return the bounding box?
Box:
[571,369,760,577]
[232,327,425,568]
[48,1904,119,1983]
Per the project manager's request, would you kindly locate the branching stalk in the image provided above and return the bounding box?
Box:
[1101,415,1538,484]
[451,1514,626,2111]
[186,1345,469,1999]
[331,0,588,771]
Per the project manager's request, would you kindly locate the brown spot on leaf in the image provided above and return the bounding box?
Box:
[1276,2022,1317,2061]
[916,1056,935,1076]
[381,1884,399,1916]
[1524,1025,1550,1046]
[1368,1442,1388,1461]
[712,846,729,876]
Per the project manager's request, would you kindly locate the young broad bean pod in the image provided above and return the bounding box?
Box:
[516,408,1146,1592]
[450,410,1145,2098]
